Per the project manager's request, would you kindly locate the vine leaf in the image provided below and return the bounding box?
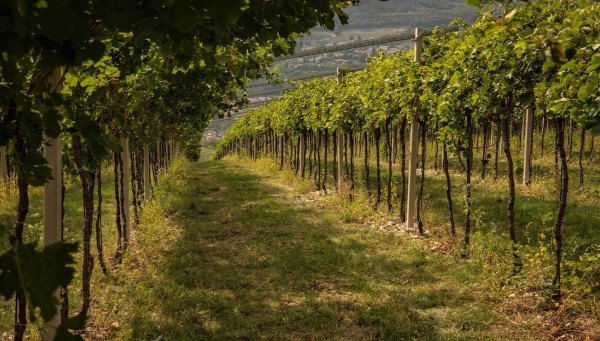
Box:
[55,315,86,341]
[213,0,247,31]
[0,242,78,322]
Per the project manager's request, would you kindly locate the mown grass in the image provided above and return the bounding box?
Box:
[208,129,600,339]
[0,165,143,339]
[0,128,597,340]
[109,158,505,340]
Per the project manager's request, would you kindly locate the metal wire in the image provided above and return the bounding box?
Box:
[247,67,365,89]
[247,72,338,89]
[244,26,458,105]
[412,29,426,42]
[247,26,458,88]
[247,88,293,97]
[247,97,282,107]
[274,26,458,61]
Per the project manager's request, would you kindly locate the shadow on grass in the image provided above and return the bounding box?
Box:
[350,155,600,247]
[124,160,496,340]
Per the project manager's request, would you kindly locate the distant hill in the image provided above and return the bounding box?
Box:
[299,0,477,49]
[346,0,476,27]
[202,0,478,151]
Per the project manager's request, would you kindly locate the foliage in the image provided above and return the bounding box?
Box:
[0,242,77,320]
[0,0,352,337]
[215,0,600,162]
[213,0,600,301]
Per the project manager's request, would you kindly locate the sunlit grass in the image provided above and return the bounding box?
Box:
[0,129,598,339]
[109,158,503,340]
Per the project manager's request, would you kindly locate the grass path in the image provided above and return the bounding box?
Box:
[111,159,507,340]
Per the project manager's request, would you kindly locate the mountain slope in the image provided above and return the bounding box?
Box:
[204,0,477,141]
[300,0,478,48]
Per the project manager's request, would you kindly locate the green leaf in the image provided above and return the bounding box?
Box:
[74,113,113,159]
[55,315,86,341]
[585,61,600,73]
[583,116,600,136]
[0,242,78,322]
[577,73,598,102]
[43,107,62,139]
[22,152,52,186]
[213,0,246,31]
[79,76,96,88]
[80,40,106,63]
[0,123,11,146]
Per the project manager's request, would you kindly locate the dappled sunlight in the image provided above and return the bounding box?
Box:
[112,159,501,340]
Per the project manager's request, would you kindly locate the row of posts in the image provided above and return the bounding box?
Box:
[0,29,538,339]
[40,136,172,339]
[330,28,535,229]
[0,67,179,339]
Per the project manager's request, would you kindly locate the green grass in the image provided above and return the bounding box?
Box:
[1,129,598,339]
[110,158,503,340]
[204,130,600,338]
[0,165,152,339]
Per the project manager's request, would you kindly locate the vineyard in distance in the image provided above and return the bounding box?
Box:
[202,0,478,143]
[0,0,599,340]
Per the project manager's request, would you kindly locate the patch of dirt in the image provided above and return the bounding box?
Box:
[310,279,336,291]
[294,190,333,203]
[358,216,430,238]
[493,289,600,340]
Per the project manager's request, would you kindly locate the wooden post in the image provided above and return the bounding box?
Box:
[523,107,534,185]
[337,67,345,191]
[42,67,62,341]
[144,147,150,201]
[406,28,423,229]
[121,137,130,247]
[0,146,8,193]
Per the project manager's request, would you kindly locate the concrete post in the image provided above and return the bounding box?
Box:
[523,107,534,185]
[144,147,150,201]
[299,133,305,178]
[121,137,130,247]
[406,28,423,229]
[337,67,345,191]
[42,67,62,341]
